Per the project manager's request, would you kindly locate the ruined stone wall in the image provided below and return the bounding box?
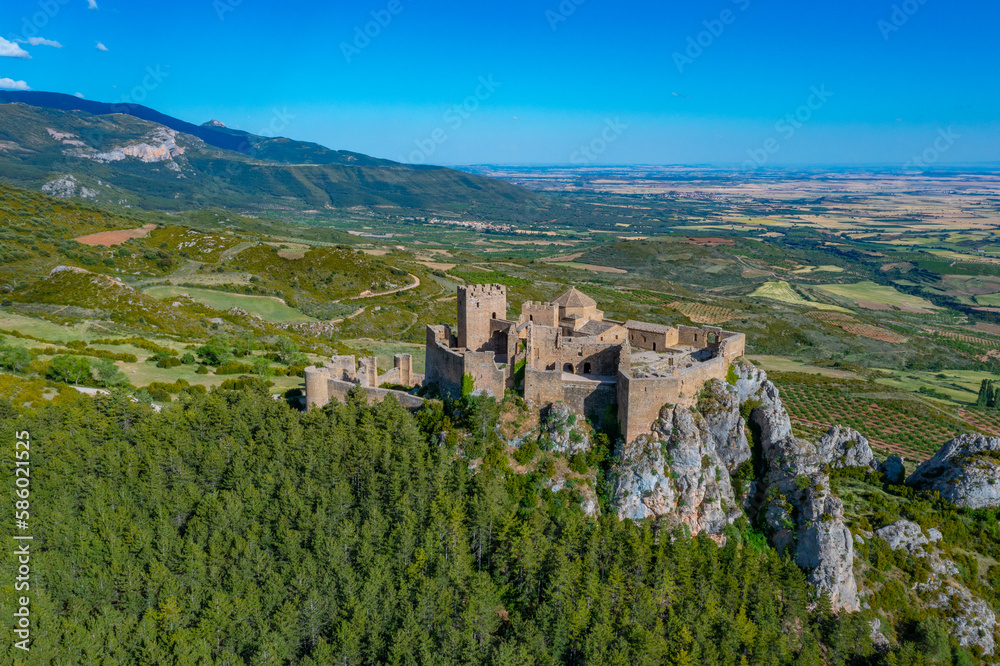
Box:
[617,370,682,444]
[394,353,413,386]
[718,332,746,362]
[489,319,516,358]
[558,338,620,376]
[329,356,356,381]
[378,367,401,385]
[425,324,465,396]
[628,327,674,352]
[562,381,617,423]
[525,367,564,406]
[520,301,559,327]
[326,378,425,409]
[617,353,735,442]
[527,325,561,370]
[463,350,506,398]
[358,357,379,387]
[457,284,507,352]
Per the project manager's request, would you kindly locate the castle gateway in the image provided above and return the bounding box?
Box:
[424,284,745,443]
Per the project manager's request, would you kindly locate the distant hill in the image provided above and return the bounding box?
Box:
[0,91,539,216]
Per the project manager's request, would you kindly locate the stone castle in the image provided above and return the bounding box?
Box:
[307,284,745,443]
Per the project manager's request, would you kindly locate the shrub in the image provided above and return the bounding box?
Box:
[157,356,183,369]
[513,439,538,465]
[214,361,254,375]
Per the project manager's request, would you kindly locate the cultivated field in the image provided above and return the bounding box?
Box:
[750,281,852,312]
[816,281,939,313]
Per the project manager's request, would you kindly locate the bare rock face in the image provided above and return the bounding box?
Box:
[907,434,1000,509]
[539,402,591,455]
[612,361,866,611]
[751,378,861,612]
[611,403,743,534]
[876,520,999,655]
[878,455,905,484]
[930,585,997,656]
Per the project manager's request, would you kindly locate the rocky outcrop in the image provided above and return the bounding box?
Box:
[610,361,874,611]
[875,519,997,655]
[929,585,997,656]
[538,402,591,455]
[906,434,1000,509]
[41,174,97,199]
[611,401,744,534]
[878,455,905,484]
[749,370,864,612]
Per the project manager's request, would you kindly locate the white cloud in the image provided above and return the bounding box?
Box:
[87,0,99,9]
[96,42,109,52]
[25,37,63,48]
[74,92,84,98]
[0,37,30,59]
[0,77,31,91]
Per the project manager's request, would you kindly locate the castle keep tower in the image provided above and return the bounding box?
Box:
[457,284,506,351]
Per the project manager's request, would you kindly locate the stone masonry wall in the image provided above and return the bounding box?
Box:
[425,325,465,396]
[326,378,425,409]
[525,366,564,406]
[562,381,617,424]
[458,284,507,352]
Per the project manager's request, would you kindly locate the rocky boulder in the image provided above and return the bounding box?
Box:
[906,434,1000,509]
[878,455,905,484]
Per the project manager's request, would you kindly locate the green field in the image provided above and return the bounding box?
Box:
[874,368,999,404]
[816,281,939,312]
[143,286,316,322]
[976,292,1000,306]
[748,356,862,379]
[749,281,852,312]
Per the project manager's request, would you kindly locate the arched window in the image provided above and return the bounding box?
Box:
[583,362,592,374]
[529,314,533,322]
[492,312,497,319]
[563,363,574,373]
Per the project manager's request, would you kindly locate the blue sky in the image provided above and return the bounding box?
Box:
[1,0,998,165]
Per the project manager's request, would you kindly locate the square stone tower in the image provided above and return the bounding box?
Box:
[457,284,506,352]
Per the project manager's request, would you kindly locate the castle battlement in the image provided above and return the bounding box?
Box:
[459,284,507,297]
[426,285,745,443]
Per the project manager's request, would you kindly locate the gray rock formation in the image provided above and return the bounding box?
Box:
[876,519,957,577]
[611,401,743,534]
[907,434,1000,509]
[749,370,862,612]
[539,402,591,455]
[929,585,997,656]
[610,361,871,611]
[878,455,905,484]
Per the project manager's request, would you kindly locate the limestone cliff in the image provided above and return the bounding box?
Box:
[906,434,1000,509]
[610,362,871,611]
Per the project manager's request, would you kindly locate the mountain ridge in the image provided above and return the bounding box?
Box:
[0,90,540,216]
